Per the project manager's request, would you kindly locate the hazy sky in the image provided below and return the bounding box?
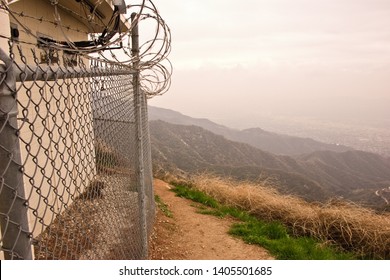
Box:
[148,0,390,129]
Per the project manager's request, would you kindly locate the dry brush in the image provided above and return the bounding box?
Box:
[187,174,390,259]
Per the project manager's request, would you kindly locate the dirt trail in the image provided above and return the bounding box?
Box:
[149,179,274,260]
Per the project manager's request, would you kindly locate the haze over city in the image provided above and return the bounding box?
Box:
[149,0,390,153]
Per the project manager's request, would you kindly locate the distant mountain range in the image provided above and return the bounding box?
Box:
[148,107,390,209]
[148,106,351,156]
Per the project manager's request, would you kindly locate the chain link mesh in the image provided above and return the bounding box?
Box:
[0,36,155,259]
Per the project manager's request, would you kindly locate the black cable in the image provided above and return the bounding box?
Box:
[38,6,121,53]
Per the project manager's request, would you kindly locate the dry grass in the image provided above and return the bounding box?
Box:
[34,198,100,260]
[34,175,142,259]
[185,174,390,259]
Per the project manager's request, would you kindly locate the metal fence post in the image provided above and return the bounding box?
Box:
[131,13,148,259]
[0,46,33,259]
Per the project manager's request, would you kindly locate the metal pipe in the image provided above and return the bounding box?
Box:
[0,48,33,260]
[131,12,148,259]
[12,64,135,82]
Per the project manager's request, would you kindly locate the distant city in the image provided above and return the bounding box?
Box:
[212,115,390,157]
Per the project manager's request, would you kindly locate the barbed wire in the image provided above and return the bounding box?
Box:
[0,0,172,96]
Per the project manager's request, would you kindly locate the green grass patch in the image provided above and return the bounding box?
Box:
[229,221,354,260]
[172,183,220,208]
[155,195,173,218]
[170,182,355,260]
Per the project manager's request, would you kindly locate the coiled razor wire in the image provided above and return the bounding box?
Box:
[1,0,172,97]
[0,0,168,259]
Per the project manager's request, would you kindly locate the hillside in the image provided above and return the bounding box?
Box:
[149,106,352,156]
[150,120,390,208]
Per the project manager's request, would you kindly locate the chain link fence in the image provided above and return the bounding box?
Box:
[0,1,160,259]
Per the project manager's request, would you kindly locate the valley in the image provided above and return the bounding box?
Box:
[149,106,390,210]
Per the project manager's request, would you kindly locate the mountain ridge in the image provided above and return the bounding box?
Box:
[149,120,390,209]
[148,106,352,156]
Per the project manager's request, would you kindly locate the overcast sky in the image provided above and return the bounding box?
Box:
[148,0,390,129]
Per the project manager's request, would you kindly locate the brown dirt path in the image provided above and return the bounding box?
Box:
[148,179,274,260]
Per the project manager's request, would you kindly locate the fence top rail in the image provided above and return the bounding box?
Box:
[12,64,136,82]
[0,49,135,83]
